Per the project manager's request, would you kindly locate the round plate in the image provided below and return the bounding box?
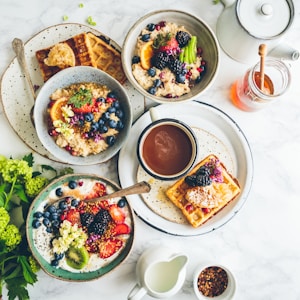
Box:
[26,174,134,281]
[0,23,124,162]
[118,101,253,236]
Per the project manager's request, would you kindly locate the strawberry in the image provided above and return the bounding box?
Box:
[85,182,107,199]
[72,98,96,114]
[111,223,131,236]
[64,208,81,225]
[99,238,123,259]
[159,37,179,52]
[109,204,125,224]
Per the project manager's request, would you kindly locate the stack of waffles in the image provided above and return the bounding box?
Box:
[35,32,126,84]
[165,154,241,228]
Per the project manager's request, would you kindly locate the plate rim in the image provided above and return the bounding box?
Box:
[118,100,254,236]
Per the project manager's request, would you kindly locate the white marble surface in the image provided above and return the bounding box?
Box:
[1,0,300,299]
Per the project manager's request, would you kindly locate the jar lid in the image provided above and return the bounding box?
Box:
[237,0,294,39]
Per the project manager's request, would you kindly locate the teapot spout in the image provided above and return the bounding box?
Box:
[268,44,299,61]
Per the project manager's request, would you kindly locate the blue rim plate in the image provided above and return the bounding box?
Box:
[26,174,135,281]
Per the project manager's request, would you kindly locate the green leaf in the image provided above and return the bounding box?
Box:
[68,88,93,108]
[22,154,34,167]
[6,277,30,300]
[18,256,37,284]
[14,185,29,203]
[41,164,57,175]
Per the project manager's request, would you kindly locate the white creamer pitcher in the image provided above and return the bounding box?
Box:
[127,245,188,300]
[216,0,299,64]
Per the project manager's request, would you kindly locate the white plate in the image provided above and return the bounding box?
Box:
[118,101,253,236]
[0,23,124,162]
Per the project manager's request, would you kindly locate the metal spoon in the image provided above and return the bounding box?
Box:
[44,181,151,209]
[12,38,36,125]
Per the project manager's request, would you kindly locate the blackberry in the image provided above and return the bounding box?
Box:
[93,209,111,224]
[151,52,170,70]
[185,175,197,187]
[169,58,185,75]
[88,221,108,236]
[80,212,94,227]
[176,31,191,48]
[196,166,211,177]
[195,174,212,187]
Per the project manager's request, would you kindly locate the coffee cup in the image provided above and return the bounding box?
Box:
[137,107,198,181]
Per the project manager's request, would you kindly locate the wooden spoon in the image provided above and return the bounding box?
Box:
[258,44,267,90]
[12,38,36,125]
[44,181,151,209]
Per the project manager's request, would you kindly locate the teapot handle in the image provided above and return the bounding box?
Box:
[127,284,147,300]
[219,0,236,9]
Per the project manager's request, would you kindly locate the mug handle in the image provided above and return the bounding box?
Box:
[149,106,160,122]
[127,284,147,300]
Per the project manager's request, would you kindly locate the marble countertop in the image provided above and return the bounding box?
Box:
[1,0,300,299]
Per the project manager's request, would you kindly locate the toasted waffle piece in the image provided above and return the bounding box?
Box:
[35,32,126,84]
[165,154,241,228]
[87,32,126,84]
[36,32,96,82]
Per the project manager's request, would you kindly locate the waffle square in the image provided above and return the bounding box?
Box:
[165,154,241,228]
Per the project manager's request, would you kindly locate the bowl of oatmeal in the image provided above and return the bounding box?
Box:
[33,66,132,165]
[122,10,220,103]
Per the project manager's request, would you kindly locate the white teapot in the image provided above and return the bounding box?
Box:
[127,245,188,300]
[216,0,299,64]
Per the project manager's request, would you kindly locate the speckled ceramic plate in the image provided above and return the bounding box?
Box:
[118,101,253,236]
[0,23,126,162]
[26,174,135,281]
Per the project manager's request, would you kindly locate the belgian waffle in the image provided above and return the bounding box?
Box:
[35,32,96,82]
[165,154,241,228]
[35,32,126,84]
[87,32,126,84]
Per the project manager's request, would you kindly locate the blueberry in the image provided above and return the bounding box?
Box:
[52,220,60,228]
[117,198,126,208]
[153,79,162,87]
[108,106,116,113]
[33,211,43,219]
[148,86,157,95]
[54,252,64,260]
[99,125,108,134]
[132,55,140,64]
[115,109,124,119]
[195,75,202,84]
[148,67,156,77]
[106,136,115,146]
[58,200,67,210]
[46,226,53,233]
[50,213,59,221]
[71,199,79,207]
[98,118,105,126]
[96,97,105,103]
[108,119,118,129]
[107,91,116,98]
[102,111,110,121]
[51,259,59,267]
[90,122,99,132]
[47,205,56,214]
[43,218,51,227]
[43,211,50,218]
[84,113,94,122]
[68,180,77,189]
[112,101,120,109]
[117,120,124,130]
[32,219,41,229]
[55,187,63,197]
[176,73,186,84]
[141,34,150,42]
[146,23,155,31]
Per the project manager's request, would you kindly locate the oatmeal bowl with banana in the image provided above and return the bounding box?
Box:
[122,10,220,103]
[33,66,132,165]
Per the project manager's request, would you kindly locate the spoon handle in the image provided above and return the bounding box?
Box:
[12,38,36,100]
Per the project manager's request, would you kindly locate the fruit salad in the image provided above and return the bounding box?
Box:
[47,82,125,157]
[131,21,206,98]
[30,175,133,273]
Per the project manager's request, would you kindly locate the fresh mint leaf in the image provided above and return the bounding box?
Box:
[22,153,34,167]
[68,88,93,108]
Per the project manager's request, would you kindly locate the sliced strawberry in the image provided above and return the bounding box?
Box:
[99,238,123,259]
[85,182,107,199]
[64,208,81,225]
[159,37,179,52]
[111,223,131,236]
[72,98,96,114]
[109,204,125,224]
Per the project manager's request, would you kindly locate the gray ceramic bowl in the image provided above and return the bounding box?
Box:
[34,66,132,165]
[122,10,220,103]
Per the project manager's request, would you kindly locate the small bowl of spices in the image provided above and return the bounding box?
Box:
[193,263,236,299]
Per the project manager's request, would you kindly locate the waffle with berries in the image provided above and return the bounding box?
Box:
[165,154,241,228]
[36,32,126,84]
